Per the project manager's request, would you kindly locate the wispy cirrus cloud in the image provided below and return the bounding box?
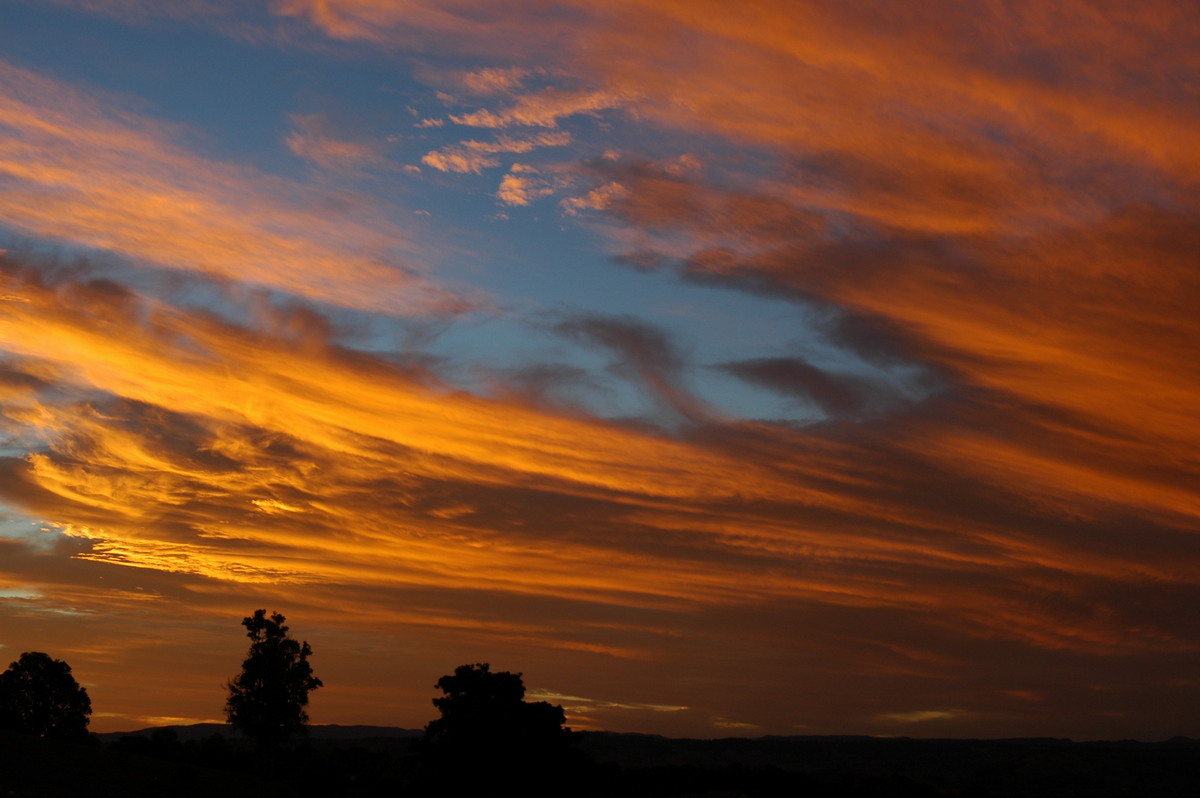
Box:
[449,87,630,129]
[421,131,571,173]
[552,312,713,423]
[0,61,464,315]
[717,357,876,420]
[3,243,1198,737]
[285,113,390,172]
[459,66,538,96]
[5,253,1193,639]
[3,0,1198,742]
[271,0,582,54]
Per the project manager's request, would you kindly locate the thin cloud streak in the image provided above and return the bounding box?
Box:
[421,131,572,174]
[0,62,465,316]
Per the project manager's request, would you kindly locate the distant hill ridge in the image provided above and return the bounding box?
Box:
[95,723,423,743]
[97,722,1200,750]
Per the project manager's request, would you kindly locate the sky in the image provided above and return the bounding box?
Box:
[0,0,1197,740]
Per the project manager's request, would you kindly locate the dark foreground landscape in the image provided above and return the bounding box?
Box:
[2,725,1197,797]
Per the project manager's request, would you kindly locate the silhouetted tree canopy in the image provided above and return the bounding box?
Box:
[424,662,572,749]
[0,651,91,740]
[225,610,322,747]
[416,663,585,794]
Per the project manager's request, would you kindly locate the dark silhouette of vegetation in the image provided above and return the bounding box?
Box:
[424,662,572,749]
[0,651,91,740]
[225,609,322,747]
[104,728,413,796]
[413,662,591,795]
[79,727,1200,798]
[4,623,1195,797]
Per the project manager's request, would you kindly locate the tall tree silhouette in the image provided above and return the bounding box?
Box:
[0,651,91,740]
[225,610,322,747]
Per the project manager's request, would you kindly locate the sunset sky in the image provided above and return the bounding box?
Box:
[1,1,1197,740]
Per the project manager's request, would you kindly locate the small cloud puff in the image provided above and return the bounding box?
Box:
[561,182,628,215]
[460,66,536,95]
[662,153,702,177]
[496,165,556,206]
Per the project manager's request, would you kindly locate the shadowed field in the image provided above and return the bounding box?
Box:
[1,725,1187,797]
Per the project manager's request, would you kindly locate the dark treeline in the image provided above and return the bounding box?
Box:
[4,725,1199,798]
[3,614,1198,796]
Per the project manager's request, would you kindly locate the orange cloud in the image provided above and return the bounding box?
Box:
[0,61,464,316]
[421,131,572,173]
[4,0,1198,740]
[561,181,627,215]
[460,66,537,95]
[285,114,389,171]
[449,88,629,129]
[495,165,556,206]
[4,253,1195,673]
[271,0,575,55]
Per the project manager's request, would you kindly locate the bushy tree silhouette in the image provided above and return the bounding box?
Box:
[225,610,322,747]
[416,663,585,794]
[0,651,91,740]
[424,663,572,749]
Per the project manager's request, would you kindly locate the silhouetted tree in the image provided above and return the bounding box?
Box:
[415,663,587,795]
[225,610,322,747]
[0,651,91,740]
[424,663,571,749]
